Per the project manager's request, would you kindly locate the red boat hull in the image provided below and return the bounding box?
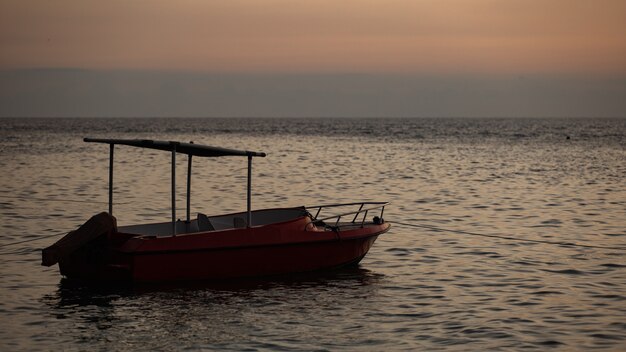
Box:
[130,235,378,282]
[57,214,390,282]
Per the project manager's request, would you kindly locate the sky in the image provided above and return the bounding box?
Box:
[1,0,625,117]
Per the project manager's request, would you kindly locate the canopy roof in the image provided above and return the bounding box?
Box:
[84,138,266,158]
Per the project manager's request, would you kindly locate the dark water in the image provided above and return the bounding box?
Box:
[1,117,625,351]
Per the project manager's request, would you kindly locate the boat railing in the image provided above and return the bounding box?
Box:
[305,202,388,230]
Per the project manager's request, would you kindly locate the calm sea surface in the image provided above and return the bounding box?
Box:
[1,118,625,351]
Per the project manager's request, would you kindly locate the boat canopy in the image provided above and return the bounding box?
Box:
[85,137,266,234]
[84,138,266,158]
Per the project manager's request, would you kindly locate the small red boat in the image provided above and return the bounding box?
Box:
[42,138,390,282]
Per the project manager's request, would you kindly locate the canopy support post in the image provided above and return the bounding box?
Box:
[186,153,192,223]
[108,144,114,215]
[247,155,252,228]
[171,145,177,236]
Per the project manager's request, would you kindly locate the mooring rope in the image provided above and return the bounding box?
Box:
[393,221,626,251]
[1,220,623,252]
[0,231,67,249]
[0,195,129,205]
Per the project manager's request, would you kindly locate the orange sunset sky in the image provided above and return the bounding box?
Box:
[1,0,625,117]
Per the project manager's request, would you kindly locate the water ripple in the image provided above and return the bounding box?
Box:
[1,117,625,351]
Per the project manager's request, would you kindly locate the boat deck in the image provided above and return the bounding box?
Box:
[118,207,307,237]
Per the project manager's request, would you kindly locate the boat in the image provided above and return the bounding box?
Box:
[41,138,390,282]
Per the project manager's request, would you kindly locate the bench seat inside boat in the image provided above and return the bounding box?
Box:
[117,207,307,237]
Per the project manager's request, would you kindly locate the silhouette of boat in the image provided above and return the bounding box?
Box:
[42,138,390,282]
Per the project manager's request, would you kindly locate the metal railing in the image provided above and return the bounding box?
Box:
[305,202,388,231]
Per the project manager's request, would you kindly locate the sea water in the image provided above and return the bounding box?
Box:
[0,117,625,351]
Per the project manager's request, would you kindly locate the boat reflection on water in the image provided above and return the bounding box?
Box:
[45,266,385,309]
[39,267,386,349]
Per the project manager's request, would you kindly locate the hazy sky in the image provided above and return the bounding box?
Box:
[1,0,625,117]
